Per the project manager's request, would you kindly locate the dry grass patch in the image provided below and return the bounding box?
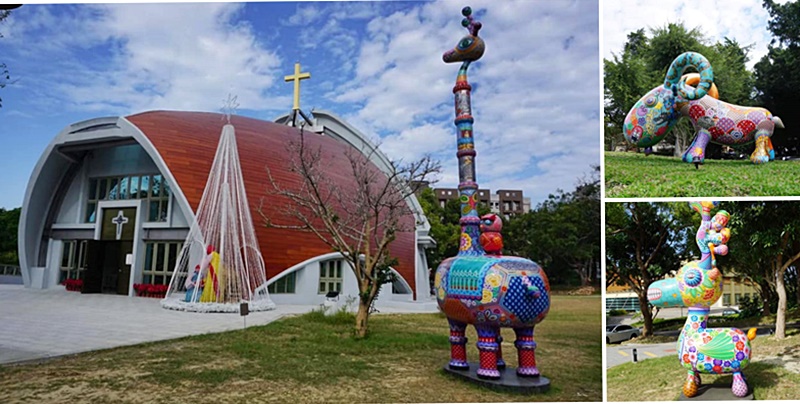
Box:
[0,296,600,402]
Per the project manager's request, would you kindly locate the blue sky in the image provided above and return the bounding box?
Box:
[604,0,793,69]
[0,0,600,209]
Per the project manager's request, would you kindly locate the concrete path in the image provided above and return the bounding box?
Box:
[0,285,437,365]
[607,342,676,368]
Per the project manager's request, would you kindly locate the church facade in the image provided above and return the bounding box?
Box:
[18,110,434,305]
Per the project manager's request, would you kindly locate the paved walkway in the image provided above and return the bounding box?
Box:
[0,285,437,365]
[607,342,676,368]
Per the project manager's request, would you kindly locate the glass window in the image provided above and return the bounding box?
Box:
[85,203,96,223]
[99,178,108,200]
[141,241,182,286]
[108,178,119,200]
[158,201,168,222]
[59,240,87,283]
[120,177,129,199]
[85,173,169,223]
[267,272,297,294]
[129,176,139,199]
[155,243,165,272]
[61,241,73,268]
[88,179,97,200]
[318,259,343,294]
[152,175,162,197]
[140,176,150,198]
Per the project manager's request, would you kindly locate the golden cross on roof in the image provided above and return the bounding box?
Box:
[284,62,311,111]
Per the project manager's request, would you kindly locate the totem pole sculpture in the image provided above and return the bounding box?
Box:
[623,52,783,166]
[434,7,550,386]
[648,202,756,398]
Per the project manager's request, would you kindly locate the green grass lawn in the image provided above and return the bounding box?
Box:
[604,152,800,197]
[0,295,601,403]
[608,330,800,401]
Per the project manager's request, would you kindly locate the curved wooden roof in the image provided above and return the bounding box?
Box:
[126,111,417,296]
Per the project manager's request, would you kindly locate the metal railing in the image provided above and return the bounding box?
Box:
[0,265,21,276]
[606,297,640,312]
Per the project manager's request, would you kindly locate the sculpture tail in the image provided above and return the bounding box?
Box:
[773,116,784,129]
[747,327,757,341]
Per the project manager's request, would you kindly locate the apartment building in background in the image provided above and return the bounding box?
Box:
[432,188,532,217]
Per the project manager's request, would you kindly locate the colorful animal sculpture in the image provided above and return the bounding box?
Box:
[434,7,550,380]
[647,201,756,398]
[623,52,783,166]
[479,214,503,256]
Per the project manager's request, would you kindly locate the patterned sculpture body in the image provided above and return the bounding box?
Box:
[433,7,550,380]
[648,202,756,398]
[623,52,783,165]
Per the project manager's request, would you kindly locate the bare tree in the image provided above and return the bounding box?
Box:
[261,127,440,338]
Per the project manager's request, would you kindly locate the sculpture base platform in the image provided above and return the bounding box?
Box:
[442,362,550,394]
[678,384,753,401]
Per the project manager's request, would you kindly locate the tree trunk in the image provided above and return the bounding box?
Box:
[575,264,590,287]
[759,279,773,316]
[355,299,370,338]
[638,292,654,337]
[797,271,800,308]
[775,268,787,339]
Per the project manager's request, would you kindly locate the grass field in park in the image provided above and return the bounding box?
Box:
[607,330,800,401]
[0,295,601,403]
[604,152,800,198]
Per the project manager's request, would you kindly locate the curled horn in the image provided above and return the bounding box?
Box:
[461,6,481,36]
[664,52,714,101]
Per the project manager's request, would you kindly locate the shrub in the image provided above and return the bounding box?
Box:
[738,295,762,318]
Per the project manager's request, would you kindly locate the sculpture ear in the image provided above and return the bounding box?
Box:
[713,245,728,256]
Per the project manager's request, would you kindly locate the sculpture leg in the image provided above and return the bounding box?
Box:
[644,146,653,156]
[767,136,775,161]
[683,369,699,398]
[514,327,540,377]
[682,129,710,165]
[476,326,501,379]
[447,319,469,370]
[496,334,506,369]
[751,130,771,164]
[732,371,749,397]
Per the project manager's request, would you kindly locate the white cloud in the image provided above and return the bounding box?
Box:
[603,0,795,69]
[2,1,601,207]
[335,0,600,203]
[5,3,284,114]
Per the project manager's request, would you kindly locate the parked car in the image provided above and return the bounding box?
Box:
[606,324,641,344]
[722,308,740,316]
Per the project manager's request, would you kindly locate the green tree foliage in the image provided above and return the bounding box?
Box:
[504,170,600,287]
[724,201,800,339]
[419,170,600,288]
[0,207,21,265]
[755,0,800,154]
[605,23,756,155]
[605,202,694,336]
[417,188,459,270]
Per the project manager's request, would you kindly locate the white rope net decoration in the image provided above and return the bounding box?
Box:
[161,120,275,313]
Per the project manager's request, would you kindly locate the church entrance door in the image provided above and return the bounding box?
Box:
[82,207,136,295]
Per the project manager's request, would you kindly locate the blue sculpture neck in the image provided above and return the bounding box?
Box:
[454,60,483,256]
[684,307,710,334]
[696,210,713,270]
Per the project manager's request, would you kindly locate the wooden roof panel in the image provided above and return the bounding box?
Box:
[126,111,418,297]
